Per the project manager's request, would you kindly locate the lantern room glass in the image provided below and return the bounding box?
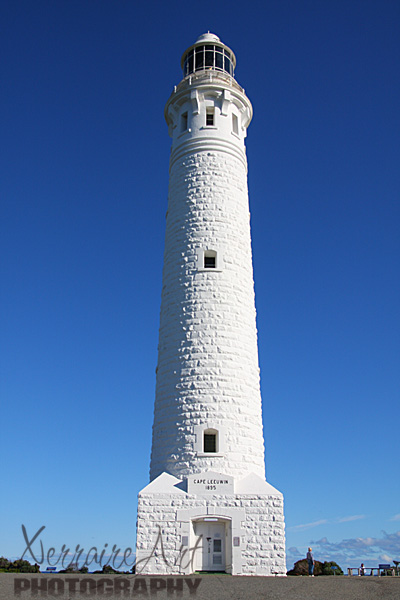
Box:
[183,44,234,77]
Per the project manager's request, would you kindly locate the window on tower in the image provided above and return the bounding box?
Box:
[204,250,216,268]
[206,108,214,127]
[232,113,239,135]
[204,430,218,453]
[196,248,222,271]
[181,112,188,132]
[194,424,224,455]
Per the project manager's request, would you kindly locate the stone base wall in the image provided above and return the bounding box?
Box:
[136,491,286,576]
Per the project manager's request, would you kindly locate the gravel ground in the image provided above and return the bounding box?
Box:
[1,573,399,600]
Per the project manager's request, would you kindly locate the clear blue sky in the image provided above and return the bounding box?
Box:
[1,0,399,571]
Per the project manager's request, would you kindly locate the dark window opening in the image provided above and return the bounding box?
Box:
[181,112,188,131]
[204,433,217,453]
[206,110,214,126]
[203,249,217,269]
[196,48,204,69]
[187,52,194,75]
[205,49,214,67]
[215,51,223,70]
[224,55,232,74]
[204,255,216,268]
[232,114,239,134]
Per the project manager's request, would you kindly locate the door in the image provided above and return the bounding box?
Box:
[193,520,226,572]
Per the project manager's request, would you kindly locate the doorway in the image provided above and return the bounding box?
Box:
[193,519,227,572]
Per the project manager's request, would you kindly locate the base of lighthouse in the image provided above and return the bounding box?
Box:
[135,471,286,576]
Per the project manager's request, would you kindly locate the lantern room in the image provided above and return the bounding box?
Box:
[181,32,236,78]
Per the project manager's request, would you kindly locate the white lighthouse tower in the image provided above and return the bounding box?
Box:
[136,33,286,576]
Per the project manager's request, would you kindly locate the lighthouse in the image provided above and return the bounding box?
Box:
[135,33,286,576]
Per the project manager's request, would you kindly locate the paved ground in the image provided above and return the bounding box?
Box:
[1,573,399,600]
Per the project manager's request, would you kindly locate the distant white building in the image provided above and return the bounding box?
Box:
[136,33,286,576]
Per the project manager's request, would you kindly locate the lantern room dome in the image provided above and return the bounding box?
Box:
[195,32,220,43]
[181,32,237,78]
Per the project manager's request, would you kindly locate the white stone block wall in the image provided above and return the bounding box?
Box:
[150,146,265,481]
[239,496,286,575]
[136,492,286,576]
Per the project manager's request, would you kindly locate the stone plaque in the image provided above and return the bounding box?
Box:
[187,471,234,495]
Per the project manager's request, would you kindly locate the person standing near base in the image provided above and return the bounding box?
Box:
[307,547,315,576]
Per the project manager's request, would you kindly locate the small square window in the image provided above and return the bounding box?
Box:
[204,255,216,268]
[204,249,217,269]
[206,109,214,126]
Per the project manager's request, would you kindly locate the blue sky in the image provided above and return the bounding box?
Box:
[1,0,399,571]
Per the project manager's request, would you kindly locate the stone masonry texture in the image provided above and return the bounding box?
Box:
[136,491,286,576]
[150,148,265,481]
